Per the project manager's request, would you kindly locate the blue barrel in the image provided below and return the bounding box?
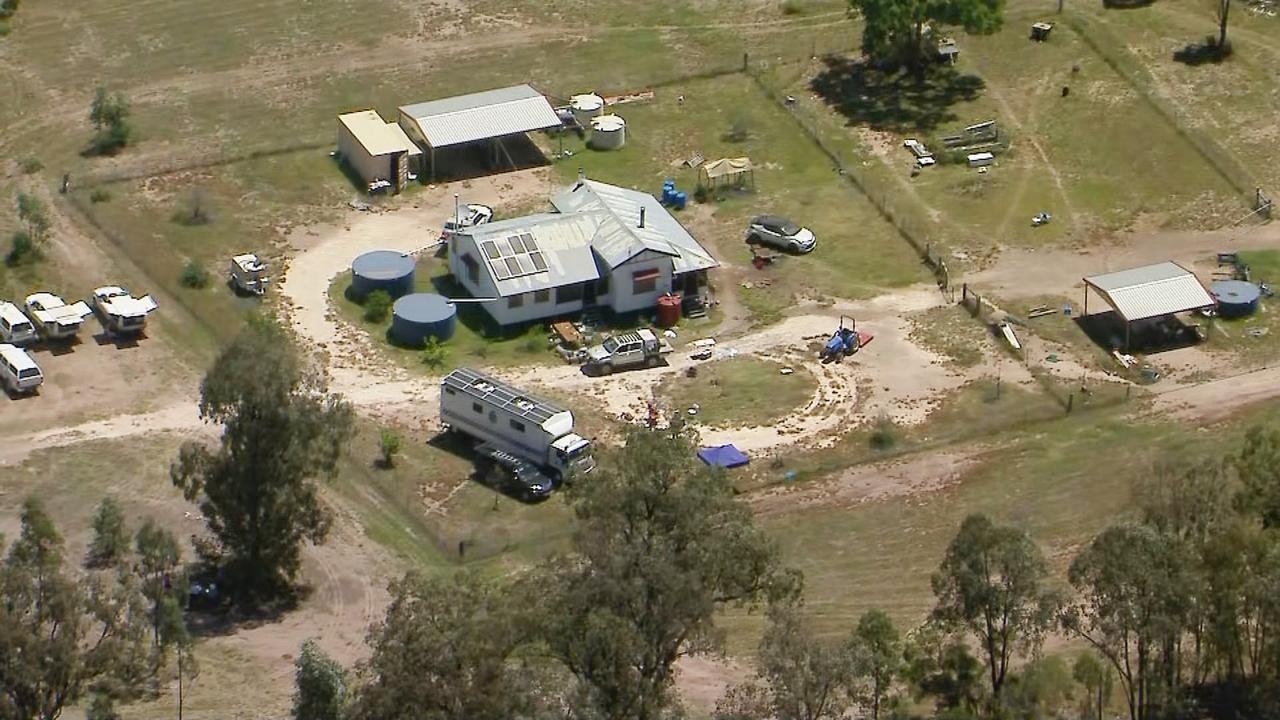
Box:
[673,191,688,210]
[391,293,457,347]
[351,250,416,300]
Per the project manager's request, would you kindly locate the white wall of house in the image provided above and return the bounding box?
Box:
[336,123,394,184]
[608,252,674,314]
[449,236,586,326]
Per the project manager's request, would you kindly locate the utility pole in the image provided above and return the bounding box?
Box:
[177,643,185,720]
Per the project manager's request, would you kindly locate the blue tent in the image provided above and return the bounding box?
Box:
[698,444,750,469]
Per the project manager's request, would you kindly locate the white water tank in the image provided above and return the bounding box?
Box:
[590,114,627,150]
[570,93,605,127]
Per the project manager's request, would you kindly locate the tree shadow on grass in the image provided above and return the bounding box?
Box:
[809,57,986,134]
[1173,37,1232,66]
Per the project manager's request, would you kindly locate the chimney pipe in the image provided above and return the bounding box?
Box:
[577,166,586,187]
[639,206,646,228]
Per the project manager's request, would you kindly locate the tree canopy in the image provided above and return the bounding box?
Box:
[171,317,354,604]
[849,0,1005,69]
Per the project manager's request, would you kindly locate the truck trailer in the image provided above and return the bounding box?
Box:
[440,367,595,499]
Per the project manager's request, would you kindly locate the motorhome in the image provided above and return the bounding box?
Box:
[0,301,37,346]
[0,343,43,394]
[440,367,594,498]
[25,292,94,341]
[229,254,270,295]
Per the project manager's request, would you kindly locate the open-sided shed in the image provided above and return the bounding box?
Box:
[397,85,561,181]
[1082,261,1216,350]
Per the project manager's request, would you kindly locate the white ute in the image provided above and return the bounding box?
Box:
[0,343,43,395]
[25,292,94,341]
[91,286,158,335]
[0,301,38,346]
[229,253,270,295]
[583,328,673,375]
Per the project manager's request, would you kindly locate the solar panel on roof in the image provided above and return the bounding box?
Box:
[520,234,537,250]
[516,256,534,274]
[505,257,522,275]
[497,239,514,257]
[482,241,500,259]
[509,235,526,253]
[493,264,512,280]
[529,252,547,271]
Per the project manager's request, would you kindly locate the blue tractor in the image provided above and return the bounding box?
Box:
[820,315,872,363]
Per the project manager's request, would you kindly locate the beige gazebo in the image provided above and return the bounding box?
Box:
[698,157,755,191]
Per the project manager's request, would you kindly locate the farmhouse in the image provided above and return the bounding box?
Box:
[336,110,422,193]
[397,84,562,181]
[447,178,716,326]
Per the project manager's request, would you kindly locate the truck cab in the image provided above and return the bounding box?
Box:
[550,433,595,478]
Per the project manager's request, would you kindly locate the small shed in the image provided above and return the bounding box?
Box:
[1082,261,1217,350]
[698,157,755,191]
[336,110,422,193]
[1031,22,1053,41]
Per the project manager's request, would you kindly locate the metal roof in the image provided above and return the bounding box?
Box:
[338,110,421,156]
[551,179,717,274]
[1084,261,1216,322]
[461,214,601,297]
[398,85,560,149]
[442,367,568,425]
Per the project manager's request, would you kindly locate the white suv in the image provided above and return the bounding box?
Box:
[0,301,38,345]
[0,343,43,394]
[747,215,817,254]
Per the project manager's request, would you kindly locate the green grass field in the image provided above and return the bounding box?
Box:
[657,356,817,428]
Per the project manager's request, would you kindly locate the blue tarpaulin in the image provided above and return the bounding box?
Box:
[698,444,750,469]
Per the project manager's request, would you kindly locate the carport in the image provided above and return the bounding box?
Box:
[1081,261,1217,351]
[397,84,561,181]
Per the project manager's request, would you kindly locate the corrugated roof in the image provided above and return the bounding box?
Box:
[338,110,421,156]
[398,85,560,149]
[551,180,717,275]
[461,214,601,297]
[1084,261,1216,322]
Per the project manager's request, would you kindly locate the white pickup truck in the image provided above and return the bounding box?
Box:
[583,328,673,375]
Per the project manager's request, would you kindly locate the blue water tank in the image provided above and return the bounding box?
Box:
[672,191,688,210]
[1212,279,1261,319]
[391,293,457,347]
[351,250,416,300]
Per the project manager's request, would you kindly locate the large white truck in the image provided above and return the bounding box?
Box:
[440,367,595,499]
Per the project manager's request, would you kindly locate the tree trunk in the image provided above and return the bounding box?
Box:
[1218,0,1229,49]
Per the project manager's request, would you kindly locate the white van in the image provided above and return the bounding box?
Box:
[967,152,995,168]
[0,343,43,394]
[0,301,38,346]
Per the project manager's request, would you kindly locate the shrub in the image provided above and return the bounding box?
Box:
[780,0,803,14]
[173,188,213,226]
[521,328,544,354]
[5,231,40,267]
[179,259,210,288]
[363,290,392,322]
[378,429,402,468]
[869,413,899,451]
[20,157,42,174]
[421,336,448,369]
[89,187,111,203]
[0,20,10,36]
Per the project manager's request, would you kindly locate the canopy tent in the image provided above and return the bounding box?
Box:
[698,157,754,191]
[1082,261,1216,350]
[697,444,750,469]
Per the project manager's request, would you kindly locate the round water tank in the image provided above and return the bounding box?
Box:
[656,294,682,328]
[391,293,457,347]
[351,250,416,300]
[570,93,605,126]
[1211,279,1262,319]
[590,114,627,151]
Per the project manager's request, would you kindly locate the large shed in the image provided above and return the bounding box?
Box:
[1082,261,1216,349]
[336,110,422,193]
[397,85,561,180]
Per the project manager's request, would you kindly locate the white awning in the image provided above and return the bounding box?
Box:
[398,85,560,149]
[1083,261,1216,322]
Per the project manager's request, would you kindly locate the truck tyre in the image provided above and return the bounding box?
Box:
[645,356,658,368]
[747,233,761,246]
[599,363,613,376]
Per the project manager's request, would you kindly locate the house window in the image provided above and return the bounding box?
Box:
[556,284,584,305]
[461,253,480,285]
[534,289,550,304]
[510,419,526,432]
[508,293,525,309]
[632,268,660,295]
[472,402,483,414]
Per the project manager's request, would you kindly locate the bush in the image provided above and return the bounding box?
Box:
[5,230,40,267]
[869,413,900,451]
[89,87,132,156]
[521,328,544,354]
[20,157,42,174]
[378,429,402,468]
[0,20,10,36]
[0,0,18,18]
[173,188,213,226]
[363,290,392,322]
[89,187,111,203]
[421,336,448,369]
[179,259,210,289]
[780,0,803,14]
